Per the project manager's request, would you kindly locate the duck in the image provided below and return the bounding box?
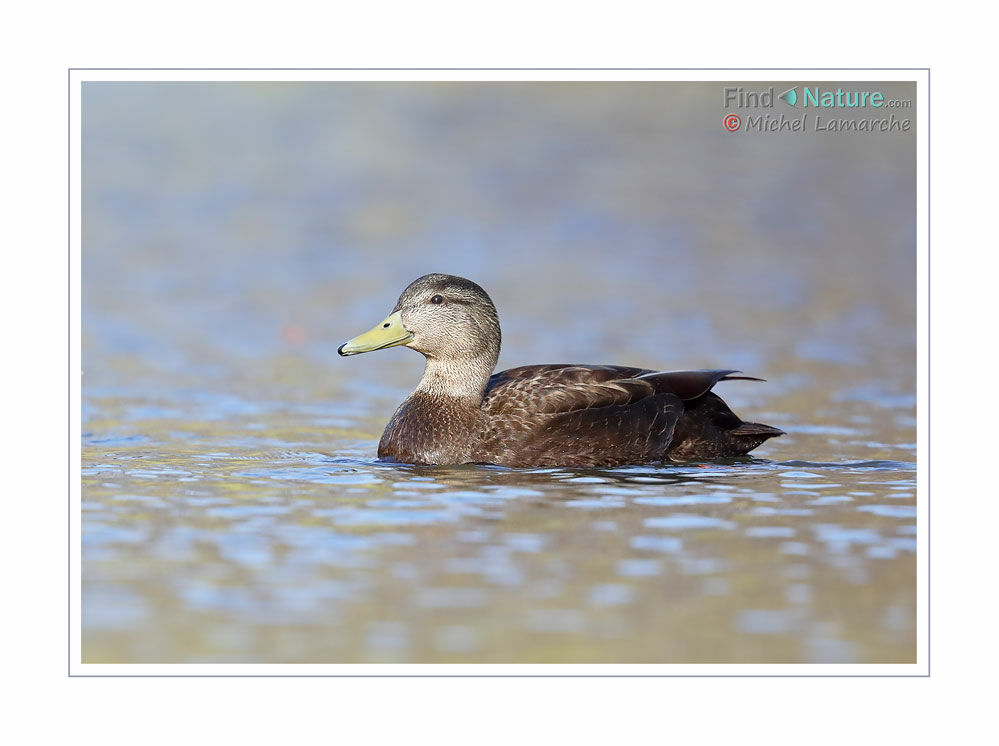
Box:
[338,273,784,467]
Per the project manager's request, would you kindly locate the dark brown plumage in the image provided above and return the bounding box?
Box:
[339,274,783,467]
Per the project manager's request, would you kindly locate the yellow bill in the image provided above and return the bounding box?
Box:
[338,311,413,356]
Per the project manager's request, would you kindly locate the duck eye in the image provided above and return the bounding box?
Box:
[430,295,443,304]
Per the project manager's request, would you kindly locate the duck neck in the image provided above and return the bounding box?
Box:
[414,354,496,407]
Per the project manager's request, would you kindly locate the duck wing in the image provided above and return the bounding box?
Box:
[483,364,759,413]
[484,364,653,415]
[481,365,759,467]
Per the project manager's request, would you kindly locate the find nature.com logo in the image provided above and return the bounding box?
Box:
[722,85,913,133]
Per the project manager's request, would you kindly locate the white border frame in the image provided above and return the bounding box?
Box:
[69,68,929,676]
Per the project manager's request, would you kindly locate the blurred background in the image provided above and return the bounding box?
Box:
[82,81,917,664]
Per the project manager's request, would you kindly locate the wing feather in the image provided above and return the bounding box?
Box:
[480,364,770,466]
[484,364,761,415]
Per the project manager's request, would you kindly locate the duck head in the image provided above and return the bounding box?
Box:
[338,274,501,368]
